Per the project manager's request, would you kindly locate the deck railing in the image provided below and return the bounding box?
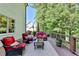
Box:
[51,33,79,55]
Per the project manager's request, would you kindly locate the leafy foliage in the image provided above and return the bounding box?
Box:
[32,3,79,36]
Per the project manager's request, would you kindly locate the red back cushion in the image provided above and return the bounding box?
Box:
[36,32,47,38]
[22,33,28,37]
[3,36,15,46]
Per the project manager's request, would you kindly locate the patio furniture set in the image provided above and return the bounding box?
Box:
[0,32,47,56]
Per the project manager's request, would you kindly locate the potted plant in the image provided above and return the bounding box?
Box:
[56,39,62,47]
[56,34,62,47]
[33,31,36,36]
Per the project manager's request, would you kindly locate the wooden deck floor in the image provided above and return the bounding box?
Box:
[22,37,76,56]
[23,41,59,56]
[48,37,76,56]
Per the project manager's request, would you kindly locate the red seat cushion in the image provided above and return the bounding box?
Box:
[13,43,26,48]
[28,37,33,41]
[3,36,15,46]
[37,35,42,38]
[42,35,47,38]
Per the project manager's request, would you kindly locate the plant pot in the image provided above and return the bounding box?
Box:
[56,39,62,47]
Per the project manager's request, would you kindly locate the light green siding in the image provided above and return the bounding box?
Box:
[0,3,26,39]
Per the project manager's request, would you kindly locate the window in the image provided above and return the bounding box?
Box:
[0,14,15,34]
[8,18,15,33]
[0,15,7,34]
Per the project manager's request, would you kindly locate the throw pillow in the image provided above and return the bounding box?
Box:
[11,42,19,46]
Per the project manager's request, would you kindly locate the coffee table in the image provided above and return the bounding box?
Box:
[34,39,44,49]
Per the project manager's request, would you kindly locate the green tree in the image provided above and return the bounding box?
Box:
[32,3,79,36]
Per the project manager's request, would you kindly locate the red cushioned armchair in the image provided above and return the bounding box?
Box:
[35,32,47,41]
[1,36,25,56]
[22,33,33,44]
[22,33,30,44]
